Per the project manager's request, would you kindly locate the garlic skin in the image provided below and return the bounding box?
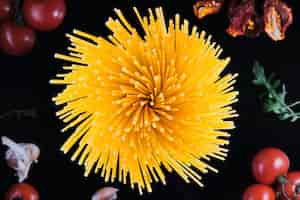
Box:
[92,187,119,200]
[1,136,40,182]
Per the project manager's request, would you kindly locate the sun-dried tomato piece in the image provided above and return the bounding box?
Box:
[193,0,224,20]
[226,0,263,38]
[264,0,293,41]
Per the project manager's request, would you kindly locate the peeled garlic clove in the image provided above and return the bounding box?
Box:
[92,187,119,200]
[1,136,40,182]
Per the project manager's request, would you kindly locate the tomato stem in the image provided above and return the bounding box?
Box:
[276,176,291,199]
[278,175,288,184]
[281,183,291,200]
[276,176,300,200]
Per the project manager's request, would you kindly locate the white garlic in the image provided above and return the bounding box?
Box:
[92,187,119,200]
[1,136,40,182]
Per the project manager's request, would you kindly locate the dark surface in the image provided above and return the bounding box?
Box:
[0,0,300,199]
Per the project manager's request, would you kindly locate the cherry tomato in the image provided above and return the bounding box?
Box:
[252,148,289,185]
[243,184,276,200]
[4,183,39,200]
[0,0,13,21]
[278,172,300,200]
[0,21,36,56]
[22,0,66,31]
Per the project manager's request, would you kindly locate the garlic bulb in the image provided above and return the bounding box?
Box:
[1,136,40,182]
[92,187,118,200]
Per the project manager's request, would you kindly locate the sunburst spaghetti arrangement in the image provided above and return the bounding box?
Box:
[50,7,238,194]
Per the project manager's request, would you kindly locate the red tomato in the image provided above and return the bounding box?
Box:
[0,0,13,21]
[22,0,66,31]
[243,184,276,200]
[0,21,36,56]
[252,148,289,185]
[278,172,300,200]
[4,183,39,200]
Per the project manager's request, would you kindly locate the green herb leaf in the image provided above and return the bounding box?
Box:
[253,61,300,122]
[253,61,266,85]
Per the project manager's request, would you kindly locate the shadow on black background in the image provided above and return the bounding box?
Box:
[0,0,300,199]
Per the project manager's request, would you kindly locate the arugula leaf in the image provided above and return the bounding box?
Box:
[253,61,300,122]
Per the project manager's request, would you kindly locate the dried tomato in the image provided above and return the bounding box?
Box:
[226,0,263,38]
[264,0,293,41]
[193,0,224,20]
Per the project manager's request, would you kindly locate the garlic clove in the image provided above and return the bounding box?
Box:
[92,187,119,200]
[1,136,40,182]
[22,143,40,162]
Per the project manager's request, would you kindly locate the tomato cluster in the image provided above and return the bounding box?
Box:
[243,148,300,200]
[0,0,66,56]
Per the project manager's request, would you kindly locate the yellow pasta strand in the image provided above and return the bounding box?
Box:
[51,7,239,194]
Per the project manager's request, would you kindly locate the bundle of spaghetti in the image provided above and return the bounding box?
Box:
[50,7,239,194]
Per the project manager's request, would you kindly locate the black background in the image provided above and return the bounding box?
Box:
[1,0,300,199]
